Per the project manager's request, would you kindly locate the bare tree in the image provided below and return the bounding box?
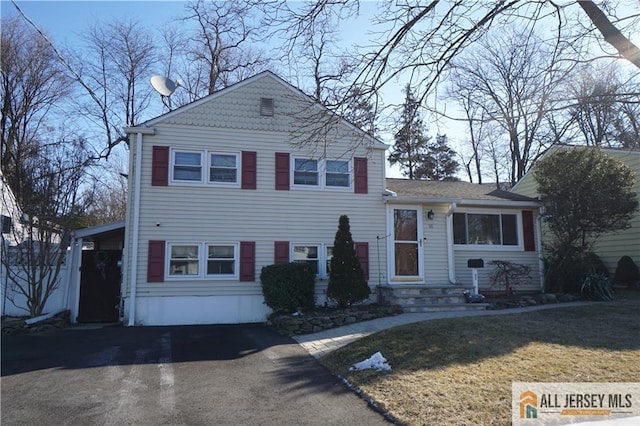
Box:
[1,17,71,202]
[73,19,158,154]
[179,0,268,99]
[567,63,640,148]
[1,16,96,317]
[449,27,572,184]
[1,135,93,317]
[260,1,639,155]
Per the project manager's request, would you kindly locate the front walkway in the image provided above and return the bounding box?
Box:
[293,301,595,358]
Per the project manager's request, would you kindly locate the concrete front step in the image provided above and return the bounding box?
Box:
[379,284,488,313]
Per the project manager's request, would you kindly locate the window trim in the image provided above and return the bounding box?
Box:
[290,157,353,191]
[169,148,241,187]
[453,209,524,251]
[165,241,240,280]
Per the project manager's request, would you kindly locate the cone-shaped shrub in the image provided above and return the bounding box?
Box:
[327,215,370,308]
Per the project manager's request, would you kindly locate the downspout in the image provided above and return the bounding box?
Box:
[536,211,545,292]
[127,131,144,326]
[69,236,83,322]
[445,202,457,284]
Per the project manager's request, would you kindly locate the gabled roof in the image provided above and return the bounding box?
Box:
[385,178,539,207]
[127,70,387,150]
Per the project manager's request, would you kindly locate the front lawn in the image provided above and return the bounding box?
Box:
[321,292,640,425]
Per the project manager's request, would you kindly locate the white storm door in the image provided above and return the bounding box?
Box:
[390,207,423,281]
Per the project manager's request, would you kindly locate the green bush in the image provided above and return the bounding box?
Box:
[581,273,615,301]
[260,262,315,313]
[613,256,639,288]
[327,215,370,308]
[544,245,609,294]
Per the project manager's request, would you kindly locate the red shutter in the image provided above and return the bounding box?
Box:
[354,157,368,194]
[522,210,535,252]
[241,151,257,190]
[152,146,169,186]
[274,241,289,264]
[355,242,369,281]
[275,152,290,190]
[239,241,256,281]
[147,240,165,282]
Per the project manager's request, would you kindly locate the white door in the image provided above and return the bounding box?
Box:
[390,206,423,281]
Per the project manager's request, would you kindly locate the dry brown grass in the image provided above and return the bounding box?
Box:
[321,292,640,425]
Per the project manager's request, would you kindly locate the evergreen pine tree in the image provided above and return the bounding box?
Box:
[388,84,430,179]
[327,215,370,308]
[415,134,460,180]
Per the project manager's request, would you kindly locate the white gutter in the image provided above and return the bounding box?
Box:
[386,196,539,208]
[126,127,154,326]
[445,202,457,284]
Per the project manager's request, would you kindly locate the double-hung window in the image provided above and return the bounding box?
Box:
[172,151,203,182]
[292,157,351,190]
[292,243,333,277]
[293,159,319,186]
[169,244,200,276]
[325,160,350,188]
[206,244,236,276]
[209,153,238,184]
[453,212,519,247]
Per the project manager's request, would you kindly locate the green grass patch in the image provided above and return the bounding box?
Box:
[321,292,640,425]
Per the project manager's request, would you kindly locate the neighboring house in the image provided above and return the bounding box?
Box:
[121,71,544,326]
[512,145,640,274]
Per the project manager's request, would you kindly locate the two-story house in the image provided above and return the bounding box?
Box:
[121,71,388,325]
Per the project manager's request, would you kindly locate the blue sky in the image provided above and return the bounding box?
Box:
[3,1,188,43]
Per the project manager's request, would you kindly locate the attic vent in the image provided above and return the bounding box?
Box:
[260,97,274,116]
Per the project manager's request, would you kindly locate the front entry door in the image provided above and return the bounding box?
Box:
[391,207,423,281]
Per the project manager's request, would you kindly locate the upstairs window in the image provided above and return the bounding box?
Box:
[453,212,519,247]
[326,160,350,187]
[293,159,319,186]
[209,153,238,184]
[173,151,202,182]
[292,157,352,190]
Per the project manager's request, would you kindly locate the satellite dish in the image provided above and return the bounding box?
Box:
[150,75,178,97]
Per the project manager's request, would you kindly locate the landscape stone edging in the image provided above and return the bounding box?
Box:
[267,305,402,336]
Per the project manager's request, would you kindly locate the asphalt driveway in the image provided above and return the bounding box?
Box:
[1,324,389,425]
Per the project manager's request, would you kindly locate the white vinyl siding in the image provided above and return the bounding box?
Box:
[124,126,386,299]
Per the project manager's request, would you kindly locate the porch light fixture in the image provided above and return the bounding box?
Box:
[427,210,435,220]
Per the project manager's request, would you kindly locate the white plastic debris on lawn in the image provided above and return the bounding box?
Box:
[349,351,391,372]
